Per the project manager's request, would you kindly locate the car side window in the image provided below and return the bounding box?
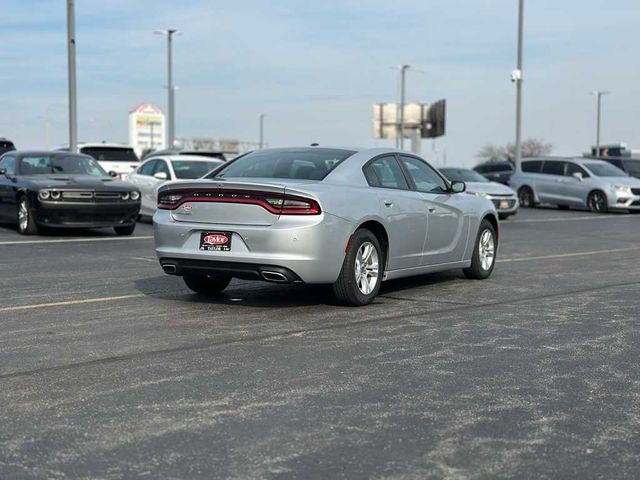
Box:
[363,156,409,190]
[154,160,170,176]
[138,160,157,176]
[541,161,566,176]
[608,159,623,170]
[521,160,542,173]
[400,156,448,194]
[0,155,16,175]
[566,163,589,178]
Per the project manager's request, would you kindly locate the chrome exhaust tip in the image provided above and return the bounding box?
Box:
[261,270,289,283]
[162,263,177,274]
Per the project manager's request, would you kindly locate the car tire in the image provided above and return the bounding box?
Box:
[333,229,383,306]
[183,274,231,295]
[463,219,497,280]
[587,190,608,213]
[517,186,535,208]
[498,213,511,220]
[17,196,39,235]
[114,224,136,235]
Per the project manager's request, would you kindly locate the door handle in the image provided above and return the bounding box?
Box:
[384,200,393,207]
[428,207,436,213]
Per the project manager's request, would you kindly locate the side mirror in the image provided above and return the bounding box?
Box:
[108,171,118,178]
[450,181,466,193]
[154,171,168,180]
[572,172,583,181]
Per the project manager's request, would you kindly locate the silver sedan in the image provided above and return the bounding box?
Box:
[153,147,499,306]
[127,155,224,217]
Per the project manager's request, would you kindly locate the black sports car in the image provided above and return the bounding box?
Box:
[0,151,141,235]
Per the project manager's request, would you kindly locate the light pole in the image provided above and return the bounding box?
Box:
[66,0,78,153]
[258,113,266,149]
[154,29,180,148]
[392,65,411,150]
[513,0,524,171]
[590,91,610,156]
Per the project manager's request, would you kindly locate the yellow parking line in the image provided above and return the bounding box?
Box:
[498,246,640,263]
[0,294,146,313]
[0,236,153,246]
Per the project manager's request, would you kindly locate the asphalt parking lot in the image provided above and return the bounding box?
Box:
[1,208,639,479]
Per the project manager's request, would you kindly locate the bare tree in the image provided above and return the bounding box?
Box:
[477,138,553,163]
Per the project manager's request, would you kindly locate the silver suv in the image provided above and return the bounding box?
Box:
[509,157,640,213]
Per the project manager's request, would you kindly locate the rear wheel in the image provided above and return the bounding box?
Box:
[114,224,136,235]
[17,196,39,235]
[333,229,383,306]
[518,186,535,208]
[463,219,497,280]
[183,274,231,295]
[587,190,608,213]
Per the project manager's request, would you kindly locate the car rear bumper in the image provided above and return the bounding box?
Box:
[153,210,354,284]
[35,202,140,228]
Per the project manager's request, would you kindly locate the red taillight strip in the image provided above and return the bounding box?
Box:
[158,189,321,215]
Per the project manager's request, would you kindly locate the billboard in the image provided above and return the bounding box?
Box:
[373,100,446,139]
[128,103,165,152]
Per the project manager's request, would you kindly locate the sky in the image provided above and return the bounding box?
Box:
[1,0,639,167]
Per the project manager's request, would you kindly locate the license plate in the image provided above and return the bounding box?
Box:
[499,200,510,209]
[199,231,232,251]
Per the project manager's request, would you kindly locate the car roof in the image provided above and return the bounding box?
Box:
[146,155,225,162]
[8,150,91,158]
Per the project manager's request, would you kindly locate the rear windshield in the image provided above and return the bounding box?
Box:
[211,148,355,180]
[81,147,139,163]
[19,154,108,177]
[583,161,627,177]
[440,168,488,183]
[181,151,226,160]
[172,160,224,179]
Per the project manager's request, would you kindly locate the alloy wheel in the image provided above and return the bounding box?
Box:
[588,192,607,212]
[479,229,495,271]
[18,199,29,232]
[354,241,379,295]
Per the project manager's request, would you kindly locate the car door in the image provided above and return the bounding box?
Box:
[362,155,428,271]
[537,160,567,204]
[128,159,158,215]
[398,155,467,266]
[562,162,591,206]
[0,154,18,220]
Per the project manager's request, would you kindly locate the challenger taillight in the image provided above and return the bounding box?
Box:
[157,189,321,215]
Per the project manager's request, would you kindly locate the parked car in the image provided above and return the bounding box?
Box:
[127,155,225,217]
[55,143,140,179]
[0,151,141,235]
[143,148,226,162]
[510,157,640,213]
[440,167,519,220]
[0,138,16,155]
[473,160,515,185]
[592,157,640,179]
[154,147,499,306]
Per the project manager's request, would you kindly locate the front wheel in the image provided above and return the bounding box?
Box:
[114,224,136,235]
[333,229,383,306]
[463,219,497,280]
[183,274,231,295]
[518,187,535,208]
[17,196,39,235]
[587,191,608,213]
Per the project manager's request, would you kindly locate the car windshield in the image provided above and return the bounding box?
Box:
[583,161,627,177]
[440,168,488,183]
[20,154,108,176]
[172,160,223,179]
[81,147,139,163]
[623,160,640,176]
[211,148,355,180]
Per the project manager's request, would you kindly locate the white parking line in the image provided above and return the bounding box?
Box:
[497,246,640,263]
[0,294,146,313]
[508,214,632,224]
[0,236,153,246]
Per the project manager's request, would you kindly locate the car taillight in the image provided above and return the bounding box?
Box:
[157,190,321,215]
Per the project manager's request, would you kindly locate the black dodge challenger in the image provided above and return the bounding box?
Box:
[0,151,141,235]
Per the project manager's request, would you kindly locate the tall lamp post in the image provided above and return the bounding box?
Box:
[513,0,524,171]
[66,0,78,153]
[154,29,180,149]
[391,65,411,150]
[590,91,610,156]
[258,113,266,149]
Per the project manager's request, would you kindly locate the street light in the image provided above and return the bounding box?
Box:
[258,113,266,149]
[513,0,524,171]
[66,0,78,153]
[391,65,411,150]
[154,29,180,148]
[590,91,610,156]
